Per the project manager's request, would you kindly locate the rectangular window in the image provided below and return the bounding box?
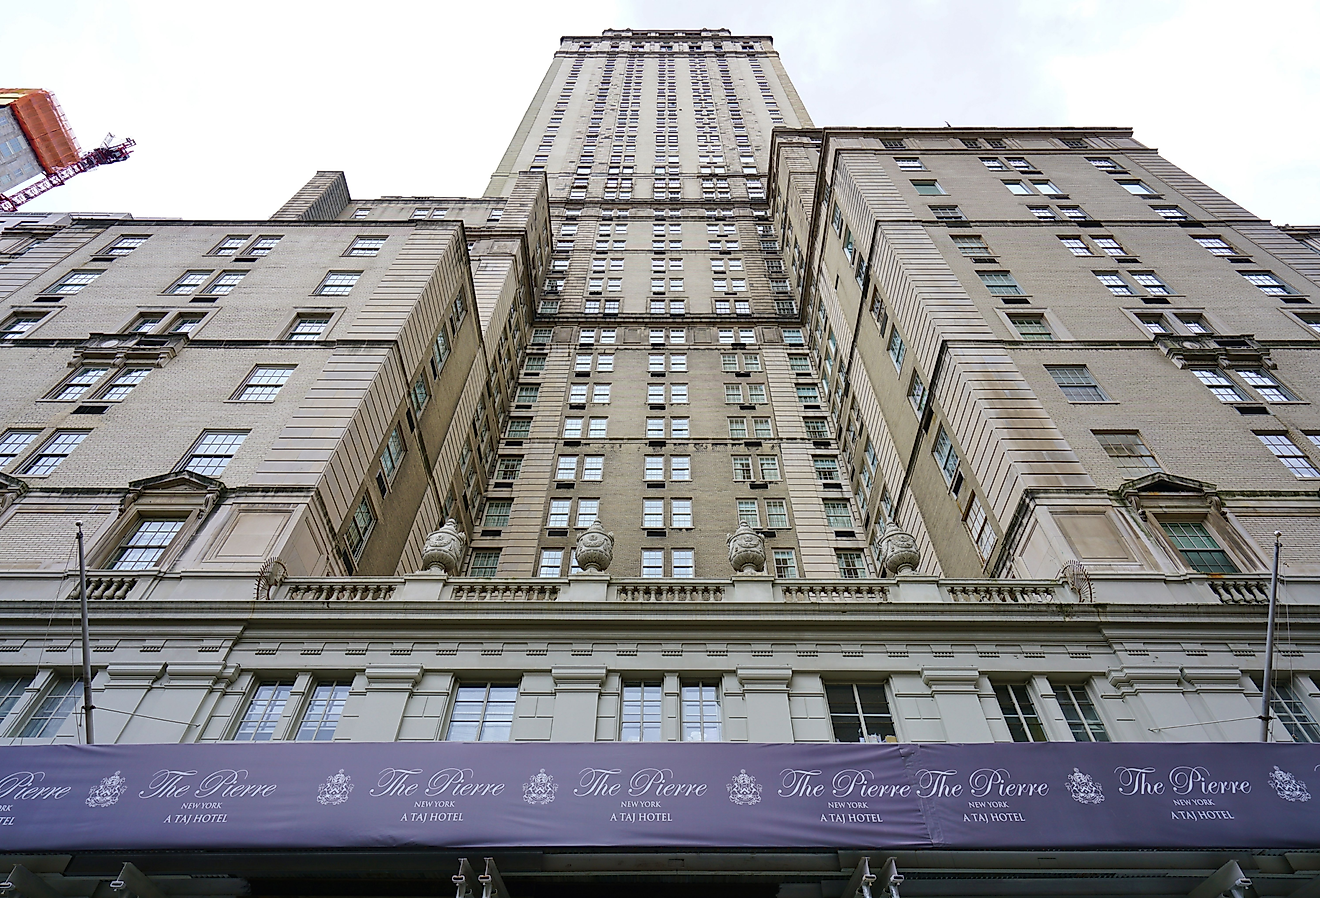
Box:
[813,456,840,481]
[1,313,47,340]
[496,456,523,479]
[45,270,103,295]
[1243,272,1297,296]
[824,499,852,529]
[166,271,211,295]
[995,684,1047,742]
[1133,272,1172,295]
[483,499,512,528]
[1192,368,1247,402]
[932,426,959,482]
[1032,179,1065,197]
[930,205,965,220]
[1160,521,1239,573]
[233,682,293,741]
[826,683,896,743]
[908,373,928,412]
[179,430,247,478]
[0,429,40,469]
[681,682,721,741]
[1028,205,1057,220]
[752,418,772,438]
[470,549,500,577]
[555,456,578,481]
[888,329,906,370]
[347,236,386,257]
[671,418,689,438]
[1059,237,1093,256]
[837,550,866,579]
[1047,365,1109,401]
[670,456,690,481]
[1258,434,1319,477]
[537,549,564,577]
[671,498,693,528]
[288,314,331,341]
[765,499,788,529]
[1264,680,1320,743]
[1152,205,1188,220]
[1095,431,1161,476]
[1195,236,1237,256]
[20,430,87,476]
[295,682,351,741]
[235,366,294,401]
[445,683,518,741]
[1240,369,1296,402]
[737,499,760,527]
[641,548,665,578]
[506,418,531,439]
[576,498,599,527]
[211,236,250,256]
[728,417,748,439]
[108,517,186,570]
[345,496,374,557]
[772,548,798,578]
[912,180,946,195]
[621,681,663,742]
[104,235,148,256]
[316,272,361,296]
[1093,236,1126,256]
[1004,180,1033,196]
[1009,314,1053,341]
[951,235,990,257]
[1118,179,1157,196]
[979,272,1024,296]
[965,495,997,560]
[732,456,753,480]
[52,366,109,401]
[643,498,665,528]
[804,418,829,439]
[202,271,246,296]
[895,158,926,171]
[758,456,781,481]
[1053,683,1109,742]
[19,678,82,738]
[0,675,30,723]
[980,157,1009,171]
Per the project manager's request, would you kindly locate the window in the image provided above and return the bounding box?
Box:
[288,314,331,341]
[1242,272,1298,297]
[1,313,46,341]
[641,548,665,578]
[1003,180,1033,196]
[1118,179,1157,196]
[345,496,375,557]
[1258,434,1319,477]
[211,236,249,256]
[1263,680,1320,743]
[52,366,108,401]
[1047,365,1108,401]
[1177,314,1211,334]
[0,675,29,724]
[824,500,853,529]
[1032,179,1065,197]
[813,456,840,481]
[670,498,693,528]
[524,354,546,372]
[1195,236,1238,257]
[1059,206,1091,221]
[202,271,246,296]
[795,384,819,404]
[378,428,406,486]
[548,499,572,528]
[758,456,780,481]
[980,157,1008,171]
[235,366,294,401]
[506,418,531,439]
[642,498,665,528]
[827,683,895,743]
[316,272,361,296]
[347,236,386,257]
[410,376,429,412]
[1087,157,1122,172]
[1192,368,1247,402]
[737,499,760,527]
[0,430,40,469]
[836,550,866,579]
[1132,272,1172,295]
[1093,236,1126,256]
[681,682,721,741]
[620,681,663,742]
[965,495,997,560]
[772,548,798,578]
[912,180,946,195]
[932,426,959,483]
[45,270,103,295]
[166,271,210,295]
[670,456,690,480]
[515,385,539,404]
[470,549,500,577]
[483,499,512,528]
[1240,369,1296,402]
[1152,205,1188,221]
[103,235,148,256]
[888,329,906,370]
[295,681,350,741]
[446,683,518,741]
[1059,237,1093,256]
[495,456,523,479]
[995,684,1047,742]
[908,373,928,412]
[18,678,81,738]
[895,158,926,171]
[1009,314,1052,341]
[576,498,599,527]
[20,430,87,476]
[930,205,965,220]
[804,418,829,439]
[97,367,150,401]
[732,456,753,480]
[1096,431,1161,476]
[1053,683,1109,742]
[979,271,1024,296]
[728,417,748,439]
[537,549,564,577]
[233,682,293,741]
[1161,521,1238,573]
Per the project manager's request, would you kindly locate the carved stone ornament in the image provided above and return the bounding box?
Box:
[420,519,467,574]
[726,520,766,574]
[878,520,920,575]
[574,520,614,573]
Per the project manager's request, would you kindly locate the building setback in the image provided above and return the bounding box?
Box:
[0,26,1318,898]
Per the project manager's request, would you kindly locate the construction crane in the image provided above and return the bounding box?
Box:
[0,88,135,214]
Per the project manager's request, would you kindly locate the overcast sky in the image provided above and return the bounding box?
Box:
[10,0,1319,225]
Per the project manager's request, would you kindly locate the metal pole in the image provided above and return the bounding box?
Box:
[1259,531,1282,742]
[76,522,94,745]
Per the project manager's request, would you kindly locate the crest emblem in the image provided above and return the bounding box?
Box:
[317,769,354,806]
[727,769,762,806]
[1269,766,1311,802]
[523,769,558,805]
[85,770,127,808]
[1065,767,1104,804]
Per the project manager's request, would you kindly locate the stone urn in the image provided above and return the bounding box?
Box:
[575,520,614,573]
[878,520,920,575]
[420,518,467,574]
[726,520,766,574]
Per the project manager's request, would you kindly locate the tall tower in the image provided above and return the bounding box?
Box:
[466,30,880,581]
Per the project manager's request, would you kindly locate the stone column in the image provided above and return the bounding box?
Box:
[737,667,794,742]
[338,666,421,742]
[550,666,606,742]
[922,668,993,742]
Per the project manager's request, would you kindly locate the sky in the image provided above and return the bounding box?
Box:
[8,0,1320,225]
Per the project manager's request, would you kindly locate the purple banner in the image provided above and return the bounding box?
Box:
[0,742,1317,851]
